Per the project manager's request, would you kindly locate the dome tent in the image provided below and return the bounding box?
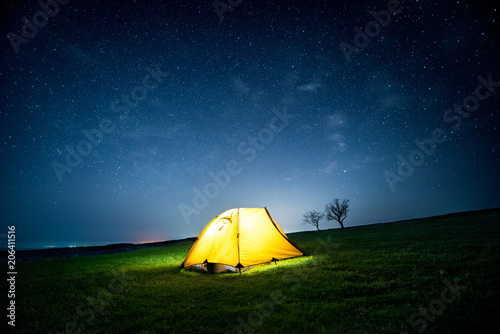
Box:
[182,208,304,273]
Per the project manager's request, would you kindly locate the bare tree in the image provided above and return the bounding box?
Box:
[302,210,324,230]
[325,199,349,228]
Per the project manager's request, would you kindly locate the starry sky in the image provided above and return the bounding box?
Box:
[1,0,499,250]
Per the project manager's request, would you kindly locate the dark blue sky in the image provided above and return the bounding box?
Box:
[1,0,499,250]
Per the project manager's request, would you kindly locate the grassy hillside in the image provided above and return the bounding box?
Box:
[3,209,499,334]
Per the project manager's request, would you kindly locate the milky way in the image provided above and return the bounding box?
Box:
[1,0,498,249]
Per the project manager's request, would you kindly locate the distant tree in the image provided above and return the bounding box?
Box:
[302,210,324,230]
[325,199,349,229]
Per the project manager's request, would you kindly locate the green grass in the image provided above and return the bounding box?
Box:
[3,209,500,334]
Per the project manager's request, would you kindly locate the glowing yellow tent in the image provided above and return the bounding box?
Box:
[182,208,303,273]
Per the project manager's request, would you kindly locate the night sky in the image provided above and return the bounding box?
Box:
[1,0,498,250]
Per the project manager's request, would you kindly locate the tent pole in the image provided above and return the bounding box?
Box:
[237,208,241,274]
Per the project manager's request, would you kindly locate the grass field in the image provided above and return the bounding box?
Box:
[3,209,499,334]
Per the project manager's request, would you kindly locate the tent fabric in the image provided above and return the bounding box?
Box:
[182,208,303,270]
